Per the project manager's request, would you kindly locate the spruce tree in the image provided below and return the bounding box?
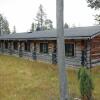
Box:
[12,26,16,34]
[31,4,53,31]
[0,14,10,35]
[78,67,94,100]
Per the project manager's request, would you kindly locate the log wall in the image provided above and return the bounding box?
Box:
[91,35,100,66]
[0,40,83,67]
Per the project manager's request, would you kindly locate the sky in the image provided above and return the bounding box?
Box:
[0,0,99,32]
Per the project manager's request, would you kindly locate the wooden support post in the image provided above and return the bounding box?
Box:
[2,41,5,53]
[89,38,92,68]
[19,41,25,56]
[8,41,11,54]
[18,41,23,57]
[1,41,3,52]
[0,41,1,52]
[52,42,57,64]
[32,42,37,60]
[11,41,14,54]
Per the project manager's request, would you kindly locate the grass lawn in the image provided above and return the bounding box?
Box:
[0,54,100,100]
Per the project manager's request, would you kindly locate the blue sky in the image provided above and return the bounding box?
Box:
[0,0,99,32]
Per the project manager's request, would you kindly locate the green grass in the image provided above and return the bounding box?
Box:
[0,54,99,100]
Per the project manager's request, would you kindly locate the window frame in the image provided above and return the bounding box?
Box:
[40,42,48,54]
[65,43,75,57]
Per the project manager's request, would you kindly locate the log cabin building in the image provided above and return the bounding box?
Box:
[0,26,100,67]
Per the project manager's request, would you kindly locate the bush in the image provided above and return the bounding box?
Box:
[78,67,94,100]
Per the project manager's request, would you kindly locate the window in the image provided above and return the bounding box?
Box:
[40,43,48,53]
[65,44,74,56]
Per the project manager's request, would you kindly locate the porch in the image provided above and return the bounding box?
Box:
[0,39,91,67]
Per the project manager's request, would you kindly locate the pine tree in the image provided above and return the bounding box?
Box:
[44,19,53,30]
[64,23,69,28]
[30,22,35,32]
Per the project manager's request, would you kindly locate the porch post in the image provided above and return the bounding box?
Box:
[1,41,3,52]
[89,39,92,68]
[52,42,57,64]
[9,41,14,55]
[0,41,1,52]
[1,41,5,53]
[84,40,88,67]
[8,41,10,54]
[22,42,25,56]
[32,42,37,60]
[11,41,14,54]
[18,41,23,57]
[8,41,12,55]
